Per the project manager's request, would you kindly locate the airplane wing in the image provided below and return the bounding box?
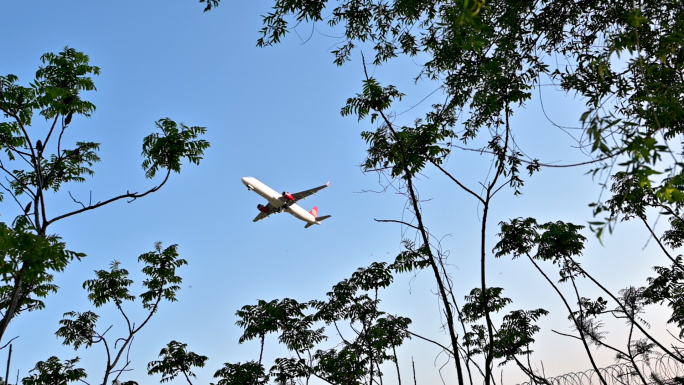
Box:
[289,182,330,203]
[252,202,278,222]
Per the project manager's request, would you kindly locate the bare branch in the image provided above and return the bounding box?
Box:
[452,144,622,169]
[641,217,678,267]
[43,116,60,150]
[46,169,171,227]
[408,331,454,356]
[374,218,420,231]
[0,336,19,350]
[431,161,485,204]
[68,191,87,209]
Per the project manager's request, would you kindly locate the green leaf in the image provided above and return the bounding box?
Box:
[141,118,210,178]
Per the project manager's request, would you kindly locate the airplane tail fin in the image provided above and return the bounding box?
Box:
[309,206,318,217]
[304,214,331,228]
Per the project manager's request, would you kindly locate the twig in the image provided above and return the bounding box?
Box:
[46,169,171,227]
[431,162,484,204]
[68,191,86,209]
[407,331,454,355]
[452,144,622,168]
[374,218,420,231]
[0,336,18,350]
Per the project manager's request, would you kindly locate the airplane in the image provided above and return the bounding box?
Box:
[241,176,331,228]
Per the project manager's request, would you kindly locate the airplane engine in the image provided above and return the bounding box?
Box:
[257,204,269,213]
[282,191,294,201]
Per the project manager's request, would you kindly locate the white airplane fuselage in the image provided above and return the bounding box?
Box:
[241,177,319,225]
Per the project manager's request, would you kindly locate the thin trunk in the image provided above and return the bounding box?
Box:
[372,92,465,385]
[626,320,648,385]
[361,56,465,385]
[0,263,28,342]
[571,256,684,363]
[568,274,608,385]
[481,198,495,385]
[444,267,476,385]
[392,345,402,385]
[0,149,45,344]
[183,370,194,385]
[527,254,607,385]
[405,174,465,385]
[367,319,375,385]
[482,107,512,384]
[5,344,11,385]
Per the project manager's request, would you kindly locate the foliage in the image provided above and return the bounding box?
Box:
[147,340,208,384]
[54,242,188,384]
[641,257,684,336]
[198,0,220,12]
[203,0,684,383]
[21,356,87,385]
[0,46,208,345]
[0,47,101,205]
[495,217,682,382]
[211,361,269,385]
[7,0,684,383]
[0,216,84,317]
[141,119,210,179]
[241,0,684,230]
[138,242,187,310]
[229,262,412,385]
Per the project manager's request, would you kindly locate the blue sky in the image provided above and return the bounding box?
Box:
[0,1,677,384]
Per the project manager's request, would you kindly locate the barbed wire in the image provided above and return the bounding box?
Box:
[518,354,684,385]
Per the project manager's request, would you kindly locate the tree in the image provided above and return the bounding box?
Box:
[54,242,186,385]
[20,356,87,385]
[210,362,269,385]
[202,0,684,383]
[147,340,208,385]
[0,47,210,345]
[229,263,411,385]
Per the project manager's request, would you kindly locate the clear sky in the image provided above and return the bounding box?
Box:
[0,1,677,384]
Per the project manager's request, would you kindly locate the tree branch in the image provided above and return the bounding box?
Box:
[407,331,454,355]
[46,169,171,227]
[374,218,420,231]
[431,161,485,204]
[452,144,623,169]
[0,336,18,350]
[641,217,678,267]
